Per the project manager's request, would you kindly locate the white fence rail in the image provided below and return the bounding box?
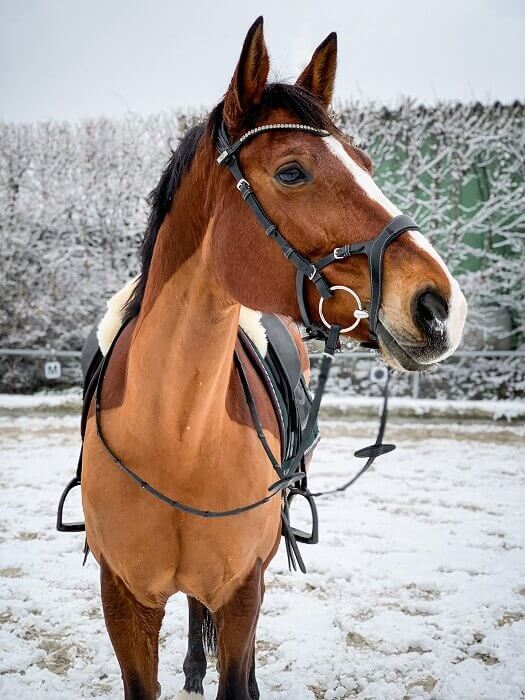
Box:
[1,348,524,399]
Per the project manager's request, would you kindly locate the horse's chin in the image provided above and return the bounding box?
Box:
[375,321,433,373]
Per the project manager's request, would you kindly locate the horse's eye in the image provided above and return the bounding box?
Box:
[276,164,308,186]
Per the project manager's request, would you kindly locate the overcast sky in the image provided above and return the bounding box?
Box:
[1,0,523,123]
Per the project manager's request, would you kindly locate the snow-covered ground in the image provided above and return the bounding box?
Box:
[0,403,524,699]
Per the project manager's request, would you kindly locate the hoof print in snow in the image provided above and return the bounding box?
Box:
[498,611,525,626]
[346,631,369,648]
[472,652,499,666]
[0,566,24,578]
[406,675,437,693]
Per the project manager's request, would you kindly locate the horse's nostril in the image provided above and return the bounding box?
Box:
[415,290,448,335]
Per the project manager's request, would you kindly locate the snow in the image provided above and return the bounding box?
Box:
[0,408,524,698]
[2,390,524,422]
[321,396,525,422]
[0,390,82,410]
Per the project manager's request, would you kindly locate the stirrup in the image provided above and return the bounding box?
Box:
[285,487,319,545]
[56,478,85,532]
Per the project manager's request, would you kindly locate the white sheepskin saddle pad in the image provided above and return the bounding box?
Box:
[96,277,268,358]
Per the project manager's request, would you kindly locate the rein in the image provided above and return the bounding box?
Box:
[89,119,419,569]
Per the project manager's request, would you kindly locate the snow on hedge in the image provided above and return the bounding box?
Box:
[0,102,523,394]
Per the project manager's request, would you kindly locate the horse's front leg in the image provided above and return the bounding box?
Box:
[214,561,263,700]
[247,646,259,700]
[178,596,208,698]
[247,564,266,700]
[100,557,165,700]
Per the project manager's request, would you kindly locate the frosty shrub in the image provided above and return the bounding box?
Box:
[0,102,523,395]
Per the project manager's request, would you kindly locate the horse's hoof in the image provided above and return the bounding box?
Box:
[156,681,162,698]
[176,691,204,699]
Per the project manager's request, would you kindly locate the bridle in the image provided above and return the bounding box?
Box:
[89,118,420,570]
[216,120,419,343]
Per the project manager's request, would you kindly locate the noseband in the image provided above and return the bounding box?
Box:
[216,120,419,342]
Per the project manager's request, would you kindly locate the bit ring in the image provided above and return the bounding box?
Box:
[318,285,369,333]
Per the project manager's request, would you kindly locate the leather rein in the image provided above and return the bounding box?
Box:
[93,120,418,533]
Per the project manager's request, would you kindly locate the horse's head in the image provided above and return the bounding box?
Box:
[206,18,467,371]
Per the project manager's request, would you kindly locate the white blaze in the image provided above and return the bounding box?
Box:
[325,136,401,218]
[325,136,467,357]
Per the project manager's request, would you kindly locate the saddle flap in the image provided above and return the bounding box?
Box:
[261,315,302,392]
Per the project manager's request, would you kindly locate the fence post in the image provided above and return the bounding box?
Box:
[412,372,420,400]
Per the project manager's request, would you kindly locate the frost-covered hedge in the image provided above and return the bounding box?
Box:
[0,101,523,395]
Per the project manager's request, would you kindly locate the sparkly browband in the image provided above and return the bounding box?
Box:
[217,123,330,165]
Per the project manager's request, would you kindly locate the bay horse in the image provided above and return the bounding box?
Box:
[80,17,467,699]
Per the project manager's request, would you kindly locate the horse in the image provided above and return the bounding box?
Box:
[80,17,467,699]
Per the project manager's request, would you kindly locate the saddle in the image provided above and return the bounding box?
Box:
[239,314,319,475]
[57,313,319,530]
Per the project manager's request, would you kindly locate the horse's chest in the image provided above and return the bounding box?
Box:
[82,415,281,603]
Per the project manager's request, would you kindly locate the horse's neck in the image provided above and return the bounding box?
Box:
[126,247,239,444]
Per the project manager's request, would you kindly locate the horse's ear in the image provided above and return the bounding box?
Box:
[223,16,270,132]
[296,33,337,107]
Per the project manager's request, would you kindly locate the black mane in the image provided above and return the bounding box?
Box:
[123,83,335,323]
[122,121,206,322]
